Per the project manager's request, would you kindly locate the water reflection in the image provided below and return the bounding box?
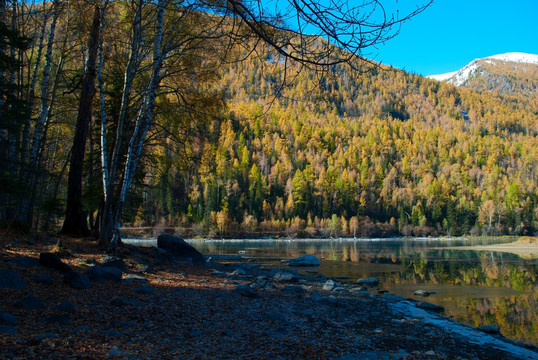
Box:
[187,237,537,345]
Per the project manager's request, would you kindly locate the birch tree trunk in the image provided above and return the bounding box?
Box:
[99,0,143,246]
[108,0,167,251]
[60,4,101,236]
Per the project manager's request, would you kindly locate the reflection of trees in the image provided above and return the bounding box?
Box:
[391,254,538,345]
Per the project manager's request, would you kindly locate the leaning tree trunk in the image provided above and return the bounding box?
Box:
[60,5,101,236]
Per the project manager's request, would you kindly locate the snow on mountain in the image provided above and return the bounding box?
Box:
[428,52,538,86]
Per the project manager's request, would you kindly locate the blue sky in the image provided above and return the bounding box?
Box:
[371,0,538,76]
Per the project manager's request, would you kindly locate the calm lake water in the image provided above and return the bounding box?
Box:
[127,236,538,345]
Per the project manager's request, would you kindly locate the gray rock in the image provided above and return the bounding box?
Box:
[235,284,259,298]
[356,277,379,286]
[122,274,146,282]
[34,274,53,285]
[157,235,204,263]
[0,325,17,335]
[229,268,247,276]
[478,325,500,334]
[110,298,142,307]
[85,266,122,282]
[9,256,40,269]
[333,287,348,293]
[414,289,432,297]
[417,301,444,313]
[0,311,17,326]
[55,300,75,313]
[64,271,92,289]
[349,286,368,293]
[39,252,71,273]
[211,270,227,277]
[322,280,337,291]
[100,256,126,271]
[272,271,298,282]
[288,255,320,266]
[0,269,27,289]
[17,294,44,309]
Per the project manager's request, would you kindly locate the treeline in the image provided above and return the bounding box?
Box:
[137,46,538,237]
[0,1,536,239]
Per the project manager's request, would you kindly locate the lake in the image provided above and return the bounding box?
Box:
[126,236,538,346]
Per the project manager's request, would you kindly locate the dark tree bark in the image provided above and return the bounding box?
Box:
[60,5,101,236]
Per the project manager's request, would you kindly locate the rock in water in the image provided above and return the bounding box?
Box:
[39,253,71,273]
[0,270,27,289]
[417,301,444,313]
[414,289,431,297]
[84,266,122,282]
[64,271,92,289]
[356,277,379,287]
[157,235,204,263]
[478,325,500,334]
[287,255,320,266]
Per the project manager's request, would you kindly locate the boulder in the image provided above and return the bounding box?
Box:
[0,269,27,289]
[63,271,92,289]
[84,266,122,282]
[156,235,204,263]
[287,255,320,266]
[8,256,40,269]
[356,277,379,287]
[39,252,71,273]
[17,294,44,309]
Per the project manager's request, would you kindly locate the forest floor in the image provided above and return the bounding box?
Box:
[1,233,538,359]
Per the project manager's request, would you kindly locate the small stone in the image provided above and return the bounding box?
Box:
[229,268,247,276]
[0,311,17,326]
[64,271,92,289]
[36,332,56,340]
[45,314,70,325]
[322,280,337,291]
[17,294,44,309]
[55,300,75,313]
[134,285,154,295]
[123,274,146,282]
[0,269,27,289]
[414,289,431,297]
[424,350,436,356]
[272,271,298,282]
[0,325,17,335]
[349,287,367,293]
[356,277,379,286]
[85,266,122,282]
[110,298,142,307]
[235,284,259,298]
[288,255,320,266]
[34,274,53,285]
[98,329,122,337]
[39,252,71,273]
[101,256,126,271]
[211,270,227,277]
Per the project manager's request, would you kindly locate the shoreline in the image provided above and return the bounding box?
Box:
[1,235,537,359]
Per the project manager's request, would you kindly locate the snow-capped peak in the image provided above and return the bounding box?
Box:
[486,52,538,65]
[428,52,538,86]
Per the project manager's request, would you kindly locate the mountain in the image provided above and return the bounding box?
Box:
[429,52,538,94]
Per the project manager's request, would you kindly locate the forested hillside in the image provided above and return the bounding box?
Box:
[139,46,538,237]
[0,1,536,239]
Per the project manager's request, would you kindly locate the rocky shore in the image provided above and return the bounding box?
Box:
[1,235,538,359]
